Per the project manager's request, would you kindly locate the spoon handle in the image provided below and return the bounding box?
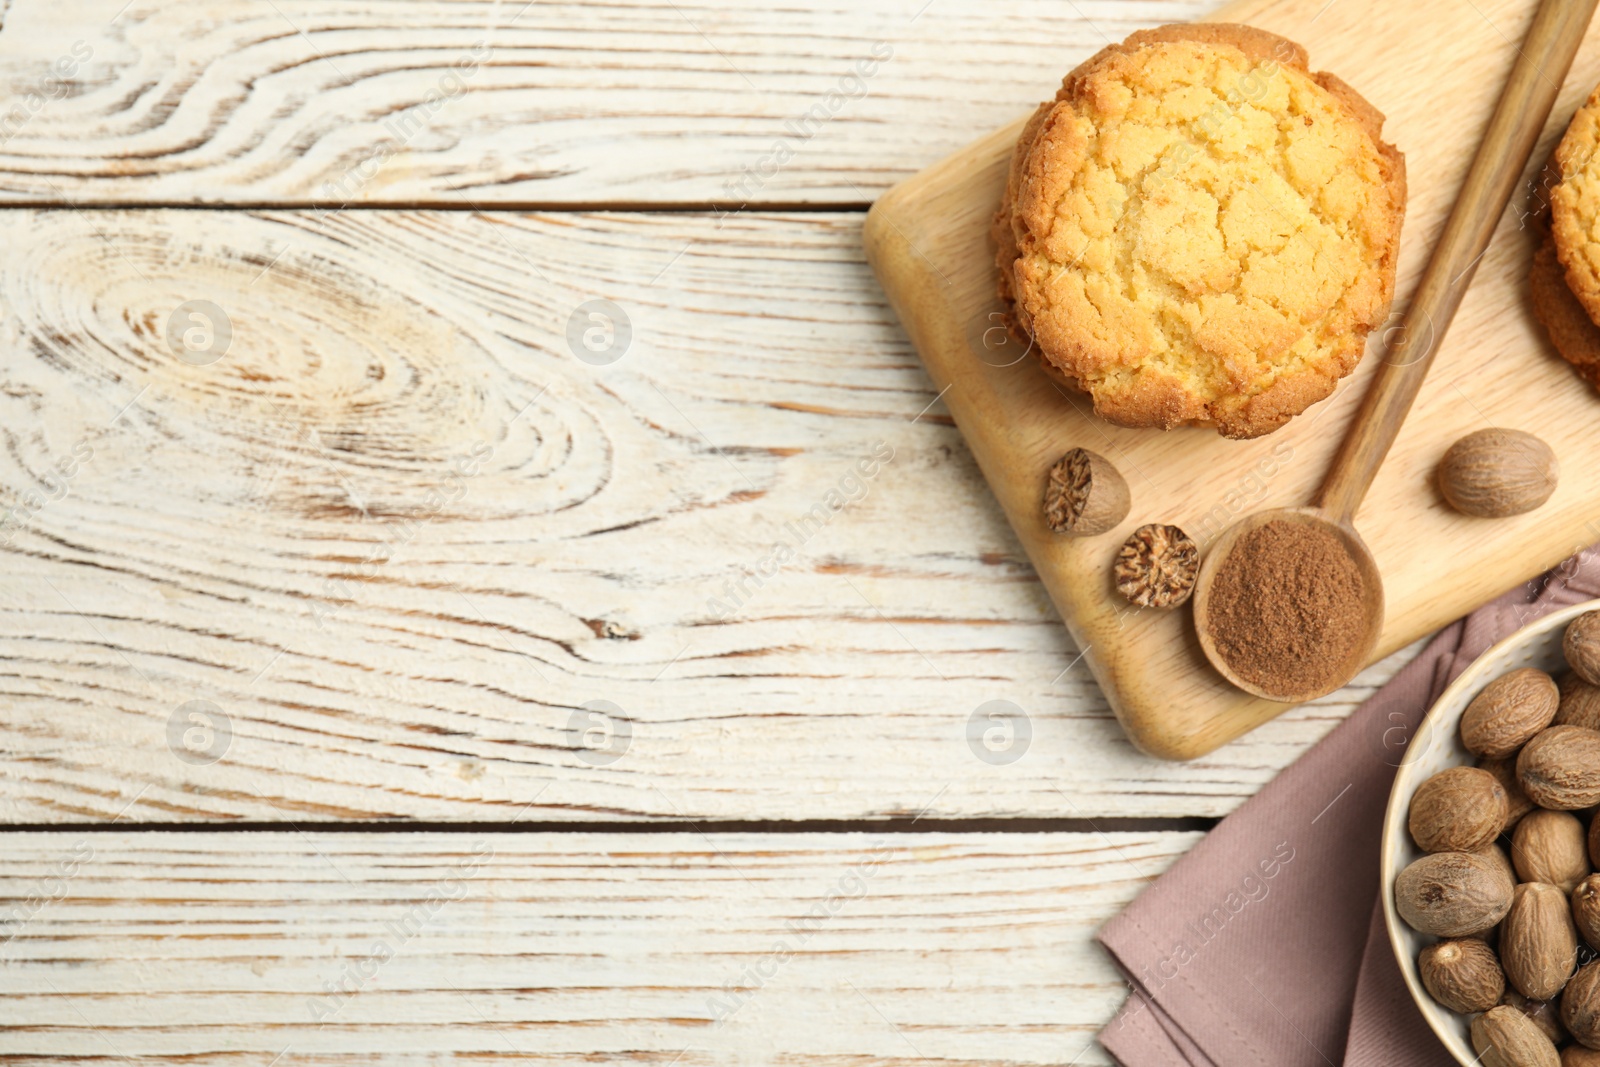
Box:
[1315,0,1597,523]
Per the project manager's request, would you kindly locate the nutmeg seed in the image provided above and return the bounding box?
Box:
[1568,612,1600,688]
[1563,1045,1600,1066]
[1463,669,1562,758]
[1043,448,1130,537]
[1557,672,1600,731]
[1519,725,1600,811]
[1513,810,1590,894]
[1482,754,1540,832]
[1502,882,1579,1000]
[1438,428,1559,518]
[1502,989,1567,1045]
[1410,766,1509,853]
[1421,938,1505,1012]
[1484,843,1519,888]
[1573,875,1600,952]
[1562,959,1600,1050]
[1396,850,1515,937]
[1473,1004,1562,1067]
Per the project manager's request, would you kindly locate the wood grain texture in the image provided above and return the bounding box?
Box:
[866,0,1600,758]
[0,0,1217,206]
[0,831,1198,1064]
[0,207,1417,823]
[1312,0,1597,524]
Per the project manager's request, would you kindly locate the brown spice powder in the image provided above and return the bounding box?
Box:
[1207,519,1367,696]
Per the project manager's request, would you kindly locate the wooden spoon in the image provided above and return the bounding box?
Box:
[1192,0,1598,704]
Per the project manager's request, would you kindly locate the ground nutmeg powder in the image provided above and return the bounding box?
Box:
[1207,519,1368,696]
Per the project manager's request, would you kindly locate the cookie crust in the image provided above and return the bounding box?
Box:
[994,23,1406,439]
[1551,84,1600,330]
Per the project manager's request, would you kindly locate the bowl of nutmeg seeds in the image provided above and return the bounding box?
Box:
[1384,600,1600,1067]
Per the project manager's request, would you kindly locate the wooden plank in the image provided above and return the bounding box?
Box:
[866,0,1600,757]
[0,830,1197,1064]
[0,208,1414,823]
[0,0,1217,205]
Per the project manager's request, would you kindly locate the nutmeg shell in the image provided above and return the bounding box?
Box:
[1520,725,1600,810]
[1463,669,1561,758]
[1503,882,1579,1001]
[1575,875,1600,952]
[1482,754,1539,832]
[1474,1004,1562,1067]
[1421,938,1505,1012]
[1438,428,1559,518]
[1568,612,1600,687]
[1557,672,1600,731]
[1563,959,1600,1050]
[1410,766,1508,853]
[1483,843,1519,890]
[1502,989,1567,1045]
[1396,850,1515,937]
[1513,810,1590,894]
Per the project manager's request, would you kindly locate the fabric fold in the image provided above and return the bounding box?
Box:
[1096,549,1600,1066]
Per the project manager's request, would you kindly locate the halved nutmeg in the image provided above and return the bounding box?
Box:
[1112,523,1198,610]
[1043,448,1129,537]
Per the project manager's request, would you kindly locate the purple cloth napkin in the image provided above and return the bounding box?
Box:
[1097,548,1600,1067]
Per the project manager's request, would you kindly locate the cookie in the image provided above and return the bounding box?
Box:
[1531,233,1600,390]
[1550,84,1600,329]
[994,24,1406,439]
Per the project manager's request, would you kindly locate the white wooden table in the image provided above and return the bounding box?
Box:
[0,0,1426,1061]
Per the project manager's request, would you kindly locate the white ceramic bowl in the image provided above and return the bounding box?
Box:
[1382,598,1600,1065]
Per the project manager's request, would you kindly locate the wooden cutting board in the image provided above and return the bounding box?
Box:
[865,0,1600,760]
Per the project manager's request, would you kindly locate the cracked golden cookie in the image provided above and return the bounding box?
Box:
[994,23,1406,439]
[1550,83,1600,329]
